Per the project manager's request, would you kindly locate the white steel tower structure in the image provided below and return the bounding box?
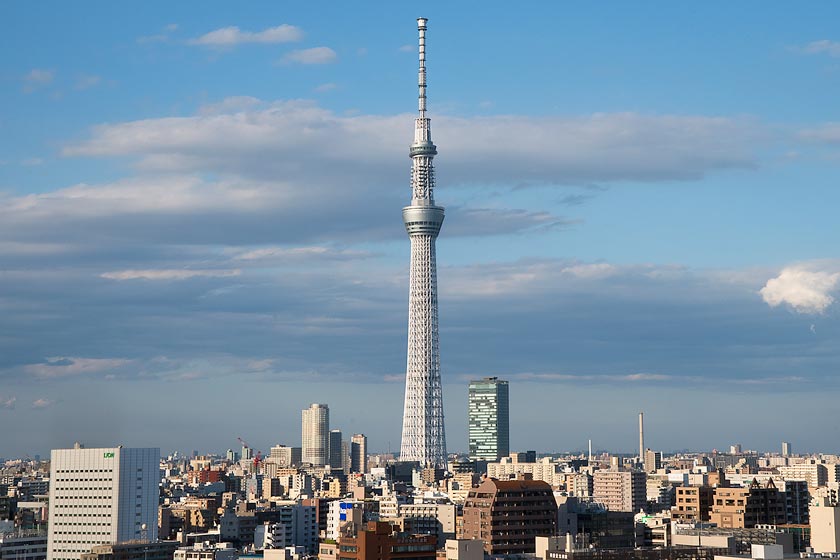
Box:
[399,17,447,468]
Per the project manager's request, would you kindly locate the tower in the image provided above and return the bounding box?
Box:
[468,377,510,462]
[399,17,447,469]
[302,403,329,466]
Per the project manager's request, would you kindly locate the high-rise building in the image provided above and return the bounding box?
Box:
[47,444,159,560]
[302,404,329,467]
[468,377,509,462]
[399,17,447,469]
[328,430,343,470]
[782,441,792,457]
[351,434,368,474]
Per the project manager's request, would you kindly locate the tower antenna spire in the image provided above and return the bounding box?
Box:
[417,17,427,117]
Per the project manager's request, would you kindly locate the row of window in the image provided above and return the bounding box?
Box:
[54,505,113,510]
[55,469,115,473]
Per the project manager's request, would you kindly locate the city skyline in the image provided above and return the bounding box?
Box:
[3,3,840,457]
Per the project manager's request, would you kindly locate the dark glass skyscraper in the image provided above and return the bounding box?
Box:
[468,377,509,461]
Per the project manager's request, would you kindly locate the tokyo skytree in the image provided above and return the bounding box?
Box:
[399,17,447,469]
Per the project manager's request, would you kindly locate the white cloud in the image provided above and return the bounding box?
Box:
[231,246,368,262]
[101,269,241,281]
[20,157,44,166]
[23,69,54,92]
[31,398,54,409]
[760,265,840,314]
[314,82,337,93]
[398,44,415,53]
[801,40,840,58]
[189,24,303,47]
[0,396,16,409]
[25,357,131,378]
[282,47,337,64]
[74,74,101,90]
[799,123,840,144]
[63,98,757,186]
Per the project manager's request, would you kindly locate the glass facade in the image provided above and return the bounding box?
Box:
[468,377,509,461]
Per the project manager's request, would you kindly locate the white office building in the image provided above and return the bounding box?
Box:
[47,445,159,560]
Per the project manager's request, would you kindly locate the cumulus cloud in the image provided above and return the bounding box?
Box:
[189,25,303,47]
[1,396,16,409]
[25,357,131,378]
[801,40,840,58]
[760,265,840,314]
[101,269,241,281]
[282,47,337,64]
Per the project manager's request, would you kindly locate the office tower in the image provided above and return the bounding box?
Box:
[399,17,447,469]
[350,434,368,474]
[329,429,343,470]
[302,404,329,466]
[730,443,742,454]
[47,444,159,560]
[467,377,509,461]
[782,441,791,457]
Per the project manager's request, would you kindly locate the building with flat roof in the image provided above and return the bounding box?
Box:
[47,445,159,560]
[302,404,329,467]
[467,377,509,462]
[593,470,646,513]
[336,521,436,560]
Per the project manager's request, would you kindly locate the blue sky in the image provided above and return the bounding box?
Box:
[2,1,840,459]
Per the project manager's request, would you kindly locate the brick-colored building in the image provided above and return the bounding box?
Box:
[336,522,437,560]
[460,478,557,554]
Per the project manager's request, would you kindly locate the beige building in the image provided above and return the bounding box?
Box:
[810,501,840,553]
[671,485,713,522]
[709,480,784,528]
[778,461,828,488]
[592,470,646,513]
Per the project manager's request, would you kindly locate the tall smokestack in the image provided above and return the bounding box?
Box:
[639,412,644,464]
[588,439,592,464]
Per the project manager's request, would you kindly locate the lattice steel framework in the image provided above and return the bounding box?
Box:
[399,17,447,469]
